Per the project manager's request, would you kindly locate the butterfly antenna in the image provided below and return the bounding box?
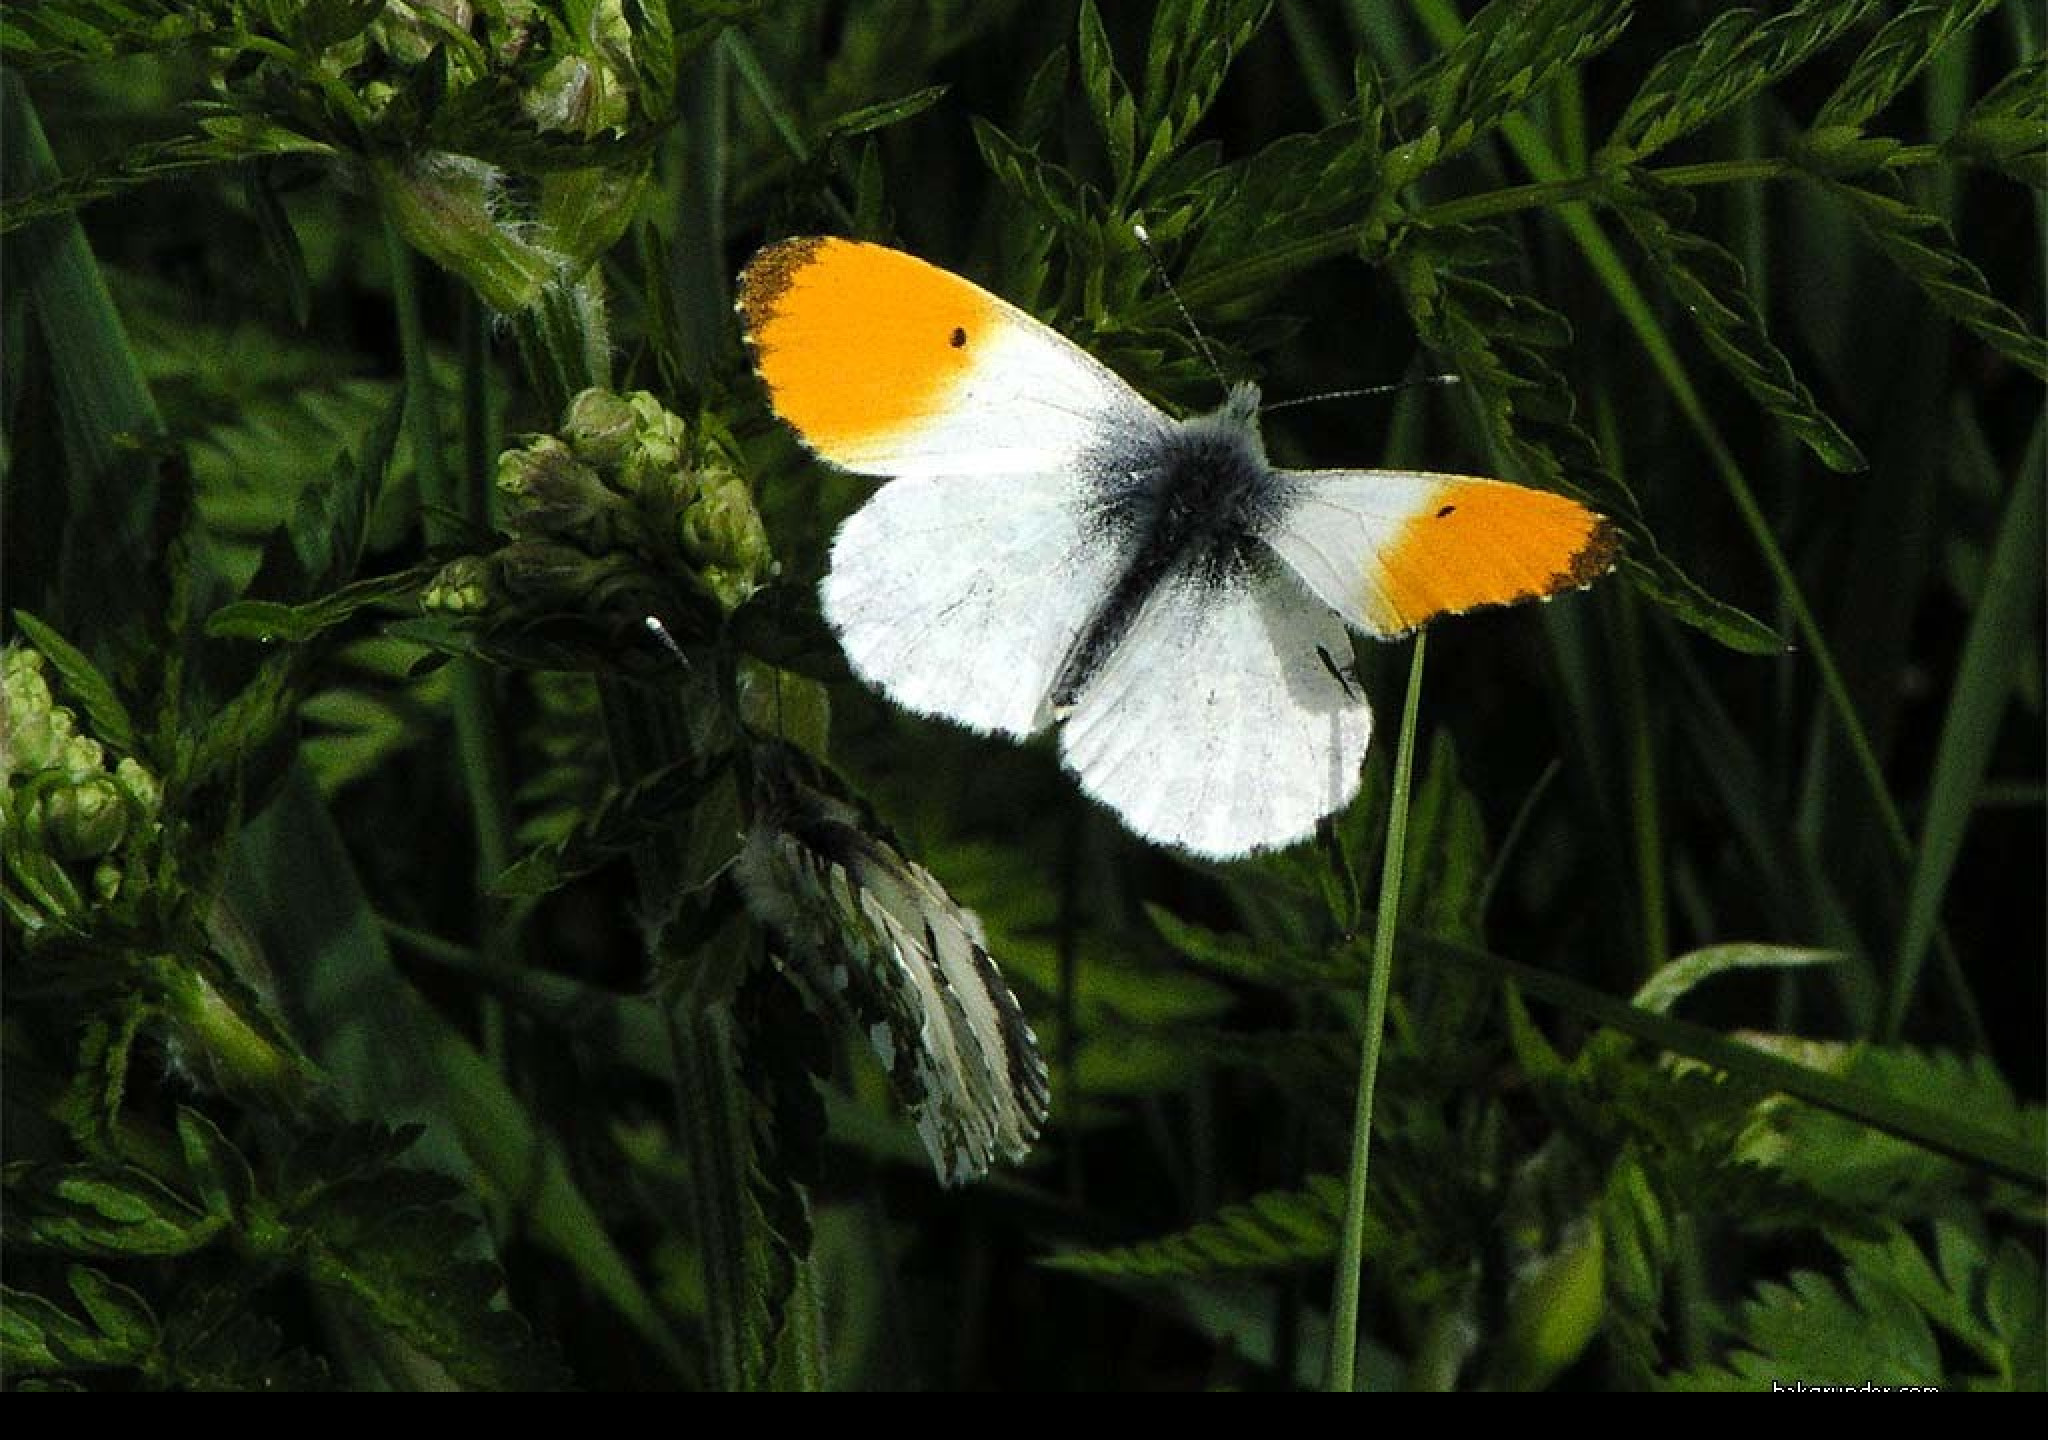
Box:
[1132,220,1228,393]
[1262,373,1462,414]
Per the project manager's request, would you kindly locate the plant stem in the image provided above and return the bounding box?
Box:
[1150,146,1945,322]
[386,222,517,1070]
[1327,631,1427,1393]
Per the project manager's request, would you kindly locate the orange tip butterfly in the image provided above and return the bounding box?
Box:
[737,237,1618,859]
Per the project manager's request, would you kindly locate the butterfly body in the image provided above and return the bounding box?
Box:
[1049,383,1295,711]
[740,237,1617,859]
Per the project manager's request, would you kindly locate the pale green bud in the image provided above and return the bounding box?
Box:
[562,388,639,471]
[497,434,628,544]
[682,470,773,609]
[2,648,58,777]
[46,775,128,860]
[114,758,162,820]
[61,733,106,782]
[422,554,498,616]
[619,393,694,502]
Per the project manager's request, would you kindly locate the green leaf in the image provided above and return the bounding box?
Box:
[1669,1222,2039,1389]
[1823,179,2048,380]
[175,1107,258,1232]
[9,608,139,753]
[492,751,729,898]
[971,116,1085,232]
[1947,55,2047,186]
[1,1268,162,1375]
[0,126,334,235]
[820,83,950,140]
[1416,0,1634,165]
[1739,1046,2048,1218]
[1619,554,1785,655]
[1632,943,1844,1016]
[0,0,216,72]
[1046,1175,1349,1278]
[1606,168,1865,471]
[1606,1,1880,161]
[1409,933,2044,1190]
[204,568,430,646]
[1813,0,2004,132]
[2,75,164,646]
[2,1161,223,1258]
[1144,901,1342,988]
[1077,0,1124,173]
[1130,0,1273,194]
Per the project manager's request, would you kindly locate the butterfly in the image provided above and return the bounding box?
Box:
[738,237,1617,859]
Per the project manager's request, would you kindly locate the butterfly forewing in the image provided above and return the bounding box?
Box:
[738,237,1166,477]
[1264,470,1619,637]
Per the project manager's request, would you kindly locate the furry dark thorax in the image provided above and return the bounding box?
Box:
[1051,385,1296,710]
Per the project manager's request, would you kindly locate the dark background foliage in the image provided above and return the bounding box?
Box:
[2,0,2043,1391]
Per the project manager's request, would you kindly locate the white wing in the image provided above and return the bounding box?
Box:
[821,471,1129,737]
[1057,566,1373,858]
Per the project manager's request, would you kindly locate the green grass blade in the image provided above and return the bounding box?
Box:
[2,72,163,641]
[1885,417,2046,1038]
[226,766,688,1373]
[1327,632,1427,1392]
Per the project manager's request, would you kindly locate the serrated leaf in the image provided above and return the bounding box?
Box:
[1077,0,1120,164]
[1046,1175,1349,1278]
[1607,1,1880,161]
[1,1269,158,1374]
[1669,1221,2039,1389]
[1947,56,2047,186]
[1144,901,1344,988]
[0,0,217,72]
[1606,168,1866,471]
[1737,1045,2047,1218]
[9,608,138,753]
[1813,0,2003,132]
[971,115,1085,231]
[1418,0,1634,165]
[1825,179,2048,379]
[493,751,730,898]
[2,1162,223,1258]
[66,1265,160,1355]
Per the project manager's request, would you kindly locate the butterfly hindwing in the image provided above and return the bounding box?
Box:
[1058,564,1373,859]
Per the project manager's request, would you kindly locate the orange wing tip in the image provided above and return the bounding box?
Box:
[735,237,996,463]
[1558,512,1623,592]
[1379,480,1620,630]
[736,235,829,338]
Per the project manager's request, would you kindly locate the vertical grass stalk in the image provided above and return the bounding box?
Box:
[1327,631,1427,1393]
